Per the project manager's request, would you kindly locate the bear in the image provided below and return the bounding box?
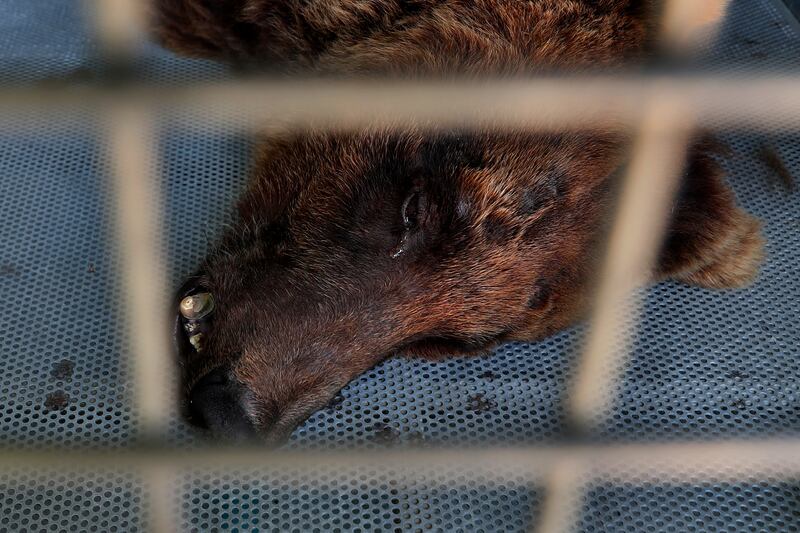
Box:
[153,0,763,442]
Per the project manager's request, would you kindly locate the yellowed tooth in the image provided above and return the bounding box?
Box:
[188,333,204,352]
[179,292,215,320]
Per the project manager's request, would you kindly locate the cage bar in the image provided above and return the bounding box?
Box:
[535,459,586,533]
[108,108,173,438]
[84,0,148,57]
[659,0,730,52]
[570,98,694,428]
[2,76,800,131]
[0,439,799,484]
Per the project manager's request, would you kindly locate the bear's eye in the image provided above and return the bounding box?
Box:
[401,190,421,229]
[391,187,430,259]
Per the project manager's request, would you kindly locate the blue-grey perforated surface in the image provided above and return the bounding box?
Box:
[1,0,800,531]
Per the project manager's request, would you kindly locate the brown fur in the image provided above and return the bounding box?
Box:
[153,0,655,73]
[155,0,763,442]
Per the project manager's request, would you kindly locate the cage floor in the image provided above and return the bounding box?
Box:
[2,0,800,531]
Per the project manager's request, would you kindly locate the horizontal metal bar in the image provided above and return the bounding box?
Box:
[1,439,799,484]
[2,76,800,131]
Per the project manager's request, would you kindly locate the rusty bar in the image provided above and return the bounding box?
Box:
[570,97,694,428]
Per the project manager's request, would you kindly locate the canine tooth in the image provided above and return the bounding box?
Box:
[179,293,214,320]
[189,333,204,352]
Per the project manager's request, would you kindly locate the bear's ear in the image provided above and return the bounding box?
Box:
[657,139,765,289]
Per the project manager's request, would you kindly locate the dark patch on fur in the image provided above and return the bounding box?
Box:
[519,171,562,216]
[421,133,485,171]
[298,1,432,64]
[527,283,550,309]
[519,187,550,217]
[482,215,516,244]
[522,208,558,242]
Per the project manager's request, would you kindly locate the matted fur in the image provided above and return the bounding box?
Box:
[154,0,763,442]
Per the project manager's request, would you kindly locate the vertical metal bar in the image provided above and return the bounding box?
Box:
[109,106,176,530]
[561,0,729,519]
[90,0,177,529]
[85,0,147,57]
[109,107,173,438]
[534,460,585,533]
[145,465,176,533]
[89,0,176,529]
[660,0,729,53]
[570,97,693,428]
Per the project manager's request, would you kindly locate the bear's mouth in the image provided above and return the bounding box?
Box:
[178,292,215,352]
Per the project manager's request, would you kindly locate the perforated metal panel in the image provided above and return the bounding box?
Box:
[0,469,145,532]
[179,467,539,533]
[1,0,800,531]
[579,483,800,533]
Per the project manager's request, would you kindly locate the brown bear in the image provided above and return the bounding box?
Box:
[154,0,763,442]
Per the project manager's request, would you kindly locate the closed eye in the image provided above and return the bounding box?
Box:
[401,190,421,228]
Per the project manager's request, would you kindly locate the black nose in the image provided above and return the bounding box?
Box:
[187,367,258,442]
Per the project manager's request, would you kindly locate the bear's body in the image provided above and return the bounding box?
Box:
[156,0,763,442]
